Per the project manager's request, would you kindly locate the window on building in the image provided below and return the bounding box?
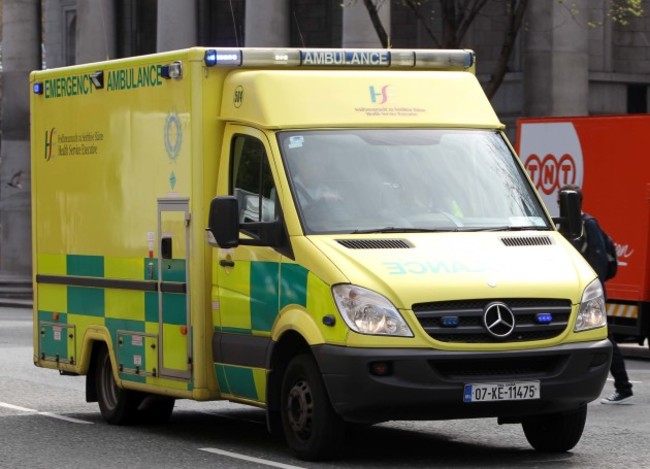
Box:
[116,0,157,58]
[627,84,648,114]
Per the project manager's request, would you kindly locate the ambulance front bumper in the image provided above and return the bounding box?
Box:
[312,339,612,423]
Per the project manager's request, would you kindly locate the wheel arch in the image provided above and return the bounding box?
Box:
[266,330,312,413]
[84,338,112,403]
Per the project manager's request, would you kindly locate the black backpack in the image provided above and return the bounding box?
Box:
[580,215,618,281]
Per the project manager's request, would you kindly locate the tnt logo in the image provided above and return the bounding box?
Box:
[518,122,584,216]
[524,153,577,195]
[369,85,394,104]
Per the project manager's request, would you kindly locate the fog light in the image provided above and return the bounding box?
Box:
[369,361,392,376]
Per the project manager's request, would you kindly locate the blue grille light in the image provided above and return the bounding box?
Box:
[535,313,553,324]
[33,82,44,95]
[441,316,460,327]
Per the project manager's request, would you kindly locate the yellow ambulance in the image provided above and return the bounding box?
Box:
[30,47,611,461]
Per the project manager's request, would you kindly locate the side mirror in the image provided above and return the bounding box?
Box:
[207,196,240,248]
[556,189,582,242]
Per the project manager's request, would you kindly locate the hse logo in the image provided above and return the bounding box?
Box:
[518,122,584,216]
[369,85,394,104]
[44,128,56,161]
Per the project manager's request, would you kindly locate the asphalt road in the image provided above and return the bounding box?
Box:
[1,307,648,469]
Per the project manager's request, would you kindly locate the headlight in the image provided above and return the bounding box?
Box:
[574,279,607,332]
[332,284,413,337]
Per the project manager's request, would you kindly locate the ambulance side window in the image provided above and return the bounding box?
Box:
[230,135,276,223]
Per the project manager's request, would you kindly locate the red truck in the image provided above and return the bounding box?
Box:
[517,115,650,348]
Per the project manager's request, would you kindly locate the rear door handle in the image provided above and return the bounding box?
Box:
[219,259,235,268]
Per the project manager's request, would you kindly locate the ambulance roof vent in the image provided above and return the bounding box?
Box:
[500,236,554,247]
[336,239,413,250]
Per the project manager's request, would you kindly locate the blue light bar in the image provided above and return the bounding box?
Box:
[202,48,474,71]
[33,82,44,95]
[204,49,242,67]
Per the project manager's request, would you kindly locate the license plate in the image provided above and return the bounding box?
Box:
[463,381,540,403]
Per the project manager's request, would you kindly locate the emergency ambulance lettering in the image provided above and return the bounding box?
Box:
[301,51,389,66]
[44,75,93,98]
[384,260,491,275]
[302,51,344,65]
[107,65,163,91]
[384,261,451,275]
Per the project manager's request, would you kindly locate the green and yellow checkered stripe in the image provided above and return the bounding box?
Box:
[36,253,190,389]
[213,261,311,402]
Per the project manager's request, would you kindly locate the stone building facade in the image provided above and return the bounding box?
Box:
[1,0,648,275]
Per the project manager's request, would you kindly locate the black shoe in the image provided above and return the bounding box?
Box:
[601,391,633,405]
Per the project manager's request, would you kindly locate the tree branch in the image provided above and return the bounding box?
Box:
[362,0,389,47]
[484,0,528,100]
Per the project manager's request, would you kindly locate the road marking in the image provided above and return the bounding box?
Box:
[198,448,306,469]
[0,401,93,424]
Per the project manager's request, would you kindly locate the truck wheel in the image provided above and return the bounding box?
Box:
[522,405,587,452]
[96,346,143,425]
[280,354,345,461]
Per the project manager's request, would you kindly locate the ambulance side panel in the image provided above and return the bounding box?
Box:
[30,51,217,398]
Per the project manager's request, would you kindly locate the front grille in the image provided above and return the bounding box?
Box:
[430,354,567,380]
[412,298,572,343]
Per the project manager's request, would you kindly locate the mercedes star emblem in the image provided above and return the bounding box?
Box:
[483,302,516,338]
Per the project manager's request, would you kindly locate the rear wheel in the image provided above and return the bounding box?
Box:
[522,405,587,452]
[95,346,143,425]
[280,354,345,461]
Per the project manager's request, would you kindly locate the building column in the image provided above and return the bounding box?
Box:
[157,0,197,52]
[76,0,116,63]
[244,0,290,46]
[0,0,41,275]
[342,0,390,48]
[524,0,589,116]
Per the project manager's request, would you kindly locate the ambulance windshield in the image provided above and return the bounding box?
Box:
[279,129,551,235]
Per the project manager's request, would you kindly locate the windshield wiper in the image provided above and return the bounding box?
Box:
[349,227,454,234]
[459,226,551,232]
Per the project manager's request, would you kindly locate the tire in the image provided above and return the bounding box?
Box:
[280,354,345,461]
[522,405,587,452]
[138,395,175,425]
[95,346,143,425]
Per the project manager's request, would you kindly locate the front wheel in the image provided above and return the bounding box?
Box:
[280,354,345,461]
[522,405,587,452]
[95,346,143,425]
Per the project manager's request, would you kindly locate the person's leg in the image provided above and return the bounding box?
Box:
[609,336,632,394]
[601,335,633,404]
